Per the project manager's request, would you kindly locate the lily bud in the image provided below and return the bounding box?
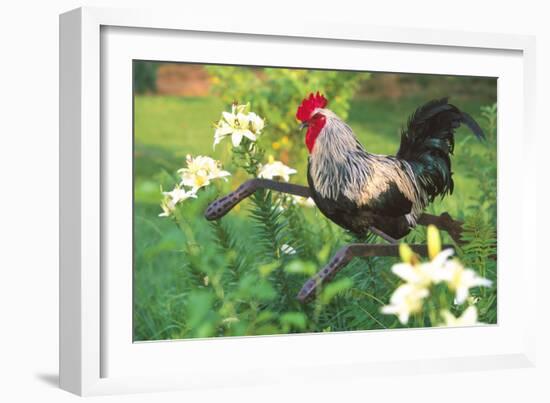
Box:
[399,243,418,265]
[427,225,441,260]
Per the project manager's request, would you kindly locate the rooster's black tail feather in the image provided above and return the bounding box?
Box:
[396,98,486,202]
[460,111,485,141]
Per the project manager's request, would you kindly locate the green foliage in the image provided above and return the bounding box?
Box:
[461,212,497,274]
[455,102,498,221]
[459,211,497,323]
[206,66,369,163]
[458,103,498,263]
[456,102,498,324]
[280,312,307,332]
[480,103,497,142]
[320,278,354,305]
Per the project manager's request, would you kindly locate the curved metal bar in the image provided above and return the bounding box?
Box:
[297,243,444,303]
[204,179,311,220]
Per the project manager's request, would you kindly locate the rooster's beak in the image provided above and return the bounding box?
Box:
[299,122,308,130]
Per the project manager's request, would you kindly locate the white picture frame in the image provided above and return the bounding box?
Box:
[59,6,537,396]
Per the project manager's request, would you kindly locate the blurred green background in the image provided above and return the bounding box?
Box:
[133,61,497,341]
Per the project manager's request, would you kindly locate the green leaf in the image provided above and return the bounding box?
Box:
[317,243,332,264]
[256,311,276,323]
[185,290,219,338]
[284,260,317,276]
[187,291,215,328]
[236,274,277,301]
[320,277,353,305]
[258,261,280,277]
[280,312,307,331]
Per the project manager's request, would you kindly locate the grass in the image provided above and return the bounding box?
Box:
[133,93,497,341]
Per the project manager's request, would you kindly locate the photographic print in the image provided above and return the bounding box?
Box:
[133,61,497,341]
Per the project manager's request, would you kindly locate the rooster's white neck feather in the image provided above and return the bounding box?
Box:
[308,111,426,224]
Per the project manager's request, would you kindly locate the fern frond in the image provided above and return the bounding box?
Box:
[209,219,250,288]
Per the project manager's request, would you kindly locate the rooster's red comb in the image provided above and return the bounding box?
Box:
[296,92,328,122]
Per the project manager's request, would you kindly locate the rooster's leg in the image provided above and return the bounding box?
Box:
[205,178,311,220]
[297,243,431,303]
[369,227,399,244]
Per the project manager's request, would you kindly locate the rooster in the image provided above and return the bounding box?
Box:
[296,92,485,242]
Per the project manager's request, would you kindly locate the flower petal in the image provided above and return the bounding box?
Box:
[222,111,236,125]
[461,306,478,325]
[231,131,244,147]
[236,113,250,128]
[242,130,257,141]
[391,263,419,283]
[455,287,469,305]
[431,248,454,268]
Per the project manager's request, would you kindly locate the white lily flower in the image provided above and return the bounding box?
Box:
[208,164,231,181]
[180,171,210,192]
[438,259,492,305]
[180,155,214,174]
[431,248,455,271]
[159,197,176,217]
[248,112,265,133]
[158,186,197,217]
[213,105,263,148]
[189,155,231,181]
[440,306,483,327]
[384,226,492,327]
[231,113,256,147]
[258,159,297,182]
[163,186,197,205]
[381,284,429,325]
[391,262,434,288]
[177,155,231,192]
[391,248,454,288]
[222,110,236,125]
[213,122,234,148]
